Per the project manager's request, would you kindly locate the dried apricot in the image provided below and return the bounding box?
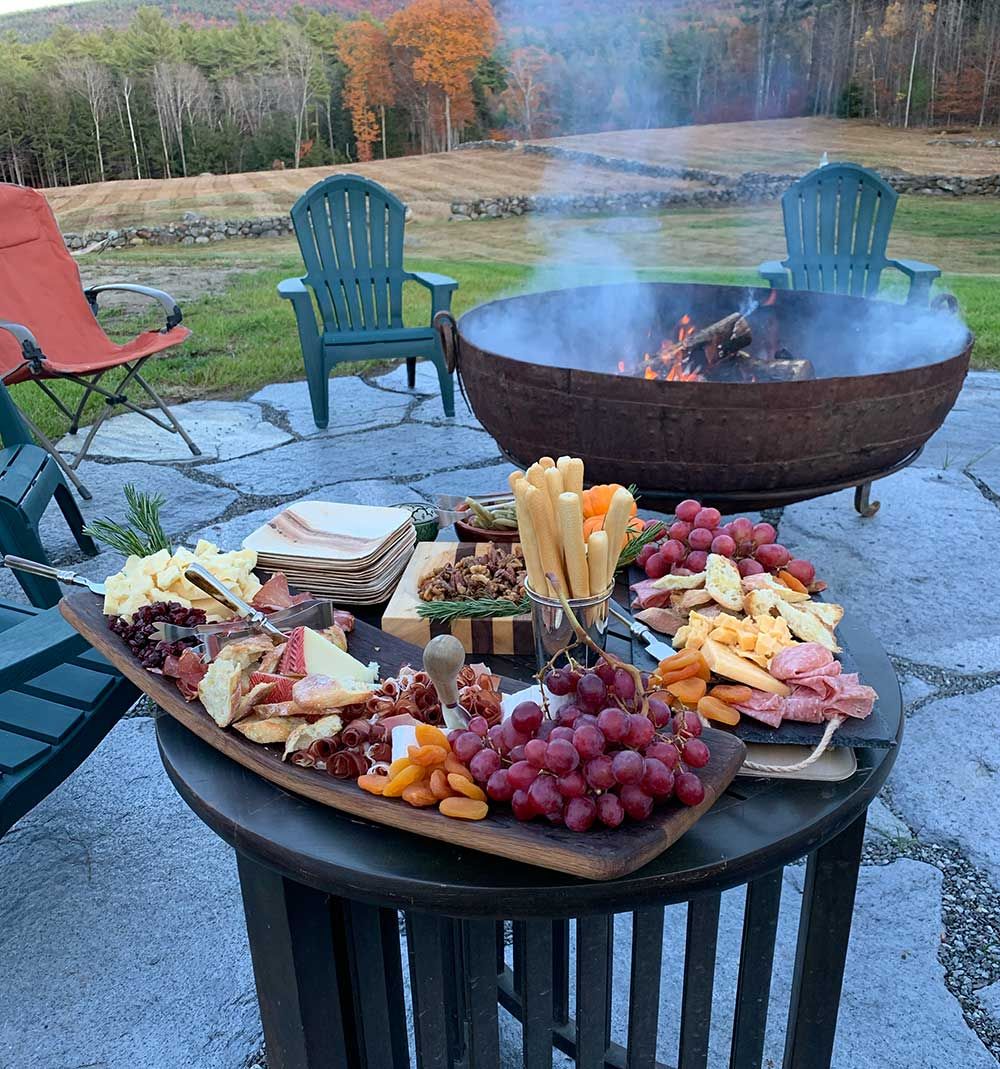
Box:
[655,662,701,686]
[401,783,438,807]
[777,570,808,594]
[698,695,741,726]
[447,773,486,801]
[709,684,752,705]
[444,753,473,779]
[429,768,453,800]
[439,796,488,820]
[382,764,425,796]
[388,756,411,778]
[667,677,707,704]
[657,648,701,672]
[408,744,449,767]
[357,774,386,795]
[415,723,451,751]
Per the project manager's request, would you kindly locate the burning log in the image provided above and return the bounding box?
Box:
[635,309,815,382]
[681,312,752,365]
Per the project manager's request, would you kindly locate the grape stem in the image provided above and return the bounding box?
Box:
[544,572,650,720]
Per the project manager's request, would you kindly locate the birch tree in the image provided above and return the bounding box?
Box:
[62,58,111,182]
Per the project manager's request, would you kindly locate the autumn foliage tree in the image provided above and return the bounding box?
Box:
[500,46,554,138]
[388,0,497,152]
[337,20,394,161]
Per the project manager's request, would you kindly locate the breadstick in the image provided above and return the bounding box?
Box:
[524,484,566,595]
[513,479,546,595]
[557,492,590,598]
[543,466,565,517]
[556,456,572,480]
[601,486,635,587]
[538,456,555,469]
[507,470,524,493]
[587,530,609,597]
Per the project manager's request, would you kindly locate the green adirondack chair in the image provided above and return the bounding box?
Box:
[0,382,97,608]
[279,175,458,429]
[759,162,940,304]
[0,602,138,836]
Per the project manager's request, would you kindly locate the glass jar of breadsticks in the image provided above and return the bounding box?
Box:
[511,457,636,669]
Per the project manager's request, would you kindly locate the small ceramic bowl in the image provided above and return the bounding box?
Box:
[453,501,520,544]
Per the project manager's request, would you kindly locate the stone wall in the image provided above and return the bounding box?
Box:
[62,212,295,251]
[451,161,1000,220]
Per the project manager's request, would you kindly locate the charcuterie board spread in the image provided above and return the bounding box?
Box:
[61,589,744,880]
[50,457,883,880]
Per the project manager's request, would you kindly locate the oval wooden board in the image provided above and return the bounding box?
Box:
[61,591,746,881]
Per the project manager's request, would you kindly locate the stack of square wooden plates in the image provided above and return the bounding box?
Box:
[242,501,417,605]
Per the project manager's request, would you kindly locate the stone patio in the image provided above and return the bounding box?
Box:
[1,364,998,1069]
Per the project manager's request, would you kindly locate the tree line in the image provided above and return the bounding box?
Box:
[0,0,997,189]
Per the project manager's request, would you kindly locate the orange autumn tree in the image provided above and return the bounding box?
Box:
[388,0,497,151]
[337,20,395,161]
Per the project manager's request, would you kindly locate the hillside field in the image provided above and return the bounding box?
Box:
[43,117,1000,234]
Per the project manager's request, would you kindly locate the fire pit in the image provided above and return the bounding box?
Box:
[438,282,972,513]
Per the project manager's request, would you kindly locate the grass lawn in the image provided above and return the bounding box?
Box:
[17,197,998,440]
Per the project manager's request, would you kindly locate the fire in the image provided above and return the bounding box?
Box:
[637,312,703,382]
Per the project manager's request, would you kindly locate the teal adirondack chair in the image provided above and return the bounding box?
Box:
[279,175,458,428]
[0,379,137,833]
[0,602,138,837]
[0,382,97,608]
[759,162,940,304]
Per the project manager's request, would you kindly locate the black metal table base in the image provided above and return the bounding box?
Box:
[236,811,867,1069]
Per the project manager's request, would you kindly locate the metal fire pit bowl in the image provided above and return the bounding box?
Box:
[438,282,972,513]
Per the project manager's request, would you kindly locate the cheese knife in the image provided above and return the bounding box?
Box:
[608,601,675,663]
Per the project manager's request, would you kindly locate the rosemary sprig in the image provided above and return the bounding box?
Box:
[616,518,666,570]
[417,595,530,623]
[83,484,172,557]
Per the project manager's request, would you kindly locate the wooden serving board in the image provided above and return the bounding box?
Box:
[381,542,534,656]
[61,591,745,881]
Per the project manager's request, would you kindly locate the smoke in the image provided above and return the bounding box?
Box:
[467,0,973,380]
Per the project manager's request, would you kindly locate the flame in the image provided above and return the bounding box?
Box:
[631,312,703,382]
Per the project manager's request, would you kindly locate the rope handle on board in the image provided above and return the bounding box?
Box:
[737,714,845,774]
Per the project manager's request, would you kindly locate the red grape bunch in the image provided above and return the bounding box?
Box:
[448,661,710,832]
[636,499,817,584]
[109,601,207,670]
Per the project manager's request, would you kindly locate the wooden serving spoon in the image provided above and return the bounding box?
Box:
[422,634,469,731]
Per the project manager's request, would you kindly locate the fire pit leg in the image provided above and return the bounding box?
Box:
[854,481,880,518]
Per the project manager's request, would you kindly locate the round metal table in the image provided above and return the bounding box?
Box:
[157,612,901,1069]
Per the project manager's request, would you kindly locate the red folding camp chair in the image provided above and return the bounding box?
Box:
[0,184,197,499]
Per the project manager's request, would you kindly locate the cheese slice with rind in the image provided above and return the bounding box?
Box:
[701,638,791,696]
[280,625,377,683]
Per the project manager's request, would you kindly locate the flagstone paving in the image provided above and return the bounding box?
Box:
[1,364,998,1068]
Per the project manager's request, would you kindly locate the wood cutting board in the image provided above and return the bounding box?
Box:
[61,591,745,881]
[381,542,534,656]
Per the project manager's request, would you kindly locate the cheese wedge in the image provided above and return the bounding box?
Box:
[281,625,378,683]
[701,638,791,696]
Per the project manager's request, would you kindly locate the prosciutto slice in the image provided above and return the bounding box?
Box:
[736,642,877,726]
[629,578,676,611]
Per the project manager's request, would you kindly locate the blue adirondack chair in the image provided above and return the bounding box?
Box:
[758,162,940,304]
[279,175,458,429]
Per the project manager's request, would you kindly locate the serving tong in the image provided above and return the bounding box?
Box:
[435,490,514,527]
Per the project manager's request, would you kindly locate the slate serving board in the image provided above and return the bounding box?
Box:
[61,591,746,881]
[626,566,896,749]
